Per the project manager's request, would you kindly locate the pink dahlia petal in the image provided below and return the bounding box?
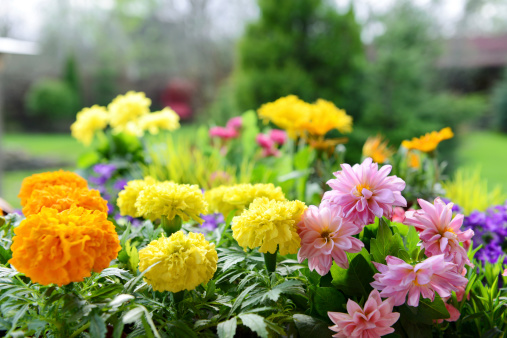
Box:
[226,116,242,130]
[269,129,287,145]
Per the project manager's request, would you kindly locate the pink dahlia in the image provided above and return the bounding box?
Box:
[391,207,406,223]
[209,126,238,140]
[324,158,407,227]
[226,116,243,131]
[269,129,287,145]
[404,198,474,272]
[328,289,400,338]
[371,255,468,307]
[256,133,274,149]
[297,202,363,275]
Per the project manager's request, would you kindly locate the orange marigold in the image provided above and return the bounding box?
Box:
[401,127,454,153]
[362,135,394,164]
[22,186,108,216]
[18,170,88,206]
[9,207,121,286]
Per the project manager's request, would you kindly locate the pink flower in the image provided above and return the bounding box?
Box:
[391,207,406,223]
[226,116,242,131]
[209,126,238,140]
[297,202,363,275]
[503,269,507,277]
[269,129,287,145]
[256,133,274,149]
[435,303,461,324]
[371,255,468,307]
[324,158,407,227]
[328,289,400,338]
[404,198,474,272]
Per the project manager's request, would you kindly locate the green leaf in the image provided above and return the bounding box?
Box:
[399,295,450,325]
[90,314,107,338]
[109,294,135,307]
[405,225,420,253]
[263,280,304,302]
[217,317,237,338]
[370,218,404,264]
[123,307,145,324]
[293,314,332,338]
[238,313,268,338]
[314,287,346,318]
[331,248,374,297]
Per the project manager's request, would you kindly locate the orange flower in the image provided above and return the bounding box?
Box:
[9,207,121,286]
[22,186,108,216]
[18,170,88,206]
[408,151,421,169]
[401,127,454,153]
[362,135,394,163]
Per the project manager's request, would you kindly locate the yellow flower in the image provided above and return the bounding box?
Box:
[140,108,180,135]
[231,197,306,255]
[9,207,121,286]
[362,135,394,164]
[70,105,108,146]
[117,177,158,217]
[138,231,218,292]
[135,182,207,223]
[401,127,454,153]
[257,95,312,138]
[205,183,286,216]
[309,137,348,154]
[18,170,88,206]
[22,186,108,216]
[108,91,151,132]
[303,99,352,136]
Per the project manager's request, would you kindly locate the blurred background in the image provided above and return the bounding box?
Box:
[1,0,507,208]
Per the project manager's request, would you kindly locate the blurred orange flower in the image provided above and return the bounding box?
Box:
[22,186,108,216]
[9,207,120,286]
[401,127,454,153]
[362,135,394,163]
[18,170,88,206]
[408,151,421,169]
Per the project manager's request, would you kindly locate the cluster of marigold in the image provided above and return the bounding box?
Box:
[71,91,180,146]
[9,170,121,286]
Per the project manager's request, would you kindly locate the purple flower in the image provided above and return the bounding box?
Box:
[113,179,128,191]
[93,164,117,179]
[200,213,224,232]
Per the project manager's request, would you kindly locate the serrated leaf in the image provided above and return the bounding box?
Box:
[90,314,107,338]
[263,280,303,302]
[314,287,346,318]
[331,248,374,297]
[228,284,259,317]
[217,317,237,338]
[370,218,404,264]
[293,314,332,338]
[238,313,268,338]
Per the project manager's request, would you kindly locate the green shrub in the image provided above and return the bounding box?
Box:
[25,78,79,120]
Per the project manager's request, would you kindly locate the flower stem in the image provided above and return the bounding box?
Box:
[263,249,278,274]
[161,215,182,236]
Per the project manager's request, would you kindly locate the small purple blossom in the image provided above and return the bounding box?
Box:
[93,164,117,179]
[200,213,224,232]
[114,214,142,227]
[113,179,128,191]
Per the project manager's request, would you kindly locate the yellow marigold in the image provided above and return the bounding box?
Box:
[139,108,180,135]
[22,186,108,216]
[135,182,207,222]
[231,197,306,255]
[18,170,88,206]
[257,95,311,139]
[362,135,394,164]
[70,105,109,146]
[138,230,218,292]
[9,207,121,286]
[205,183,286,216]
[108,91,151,132]
[401,127,454,153]
[303,99,353,136]
[117,177,158,217]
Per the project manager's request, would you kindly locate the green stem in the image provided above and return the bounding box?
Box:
[69,322,90,338]
[161,215,182,236]
[263,249,278,274]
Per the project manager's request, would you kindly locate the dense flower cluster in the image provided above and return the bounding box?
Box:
[205,183,285,216]
[303,99,352,136]
[70,105,109,146]
[402,127,453,153]
[117,177,158,217]
[9,207,120,286]
[138,231,218,292]
[256,129,286,157]
[362,135,394,164]
[231,197,306,255]
[18,170,88,206]
[108,91,151,133]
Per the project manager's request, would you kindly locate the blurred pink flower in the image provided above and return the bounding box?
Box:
[261,147,280,157]
[226,116,243,131]
[391,207,406,223]
[435,303,461,324]
[371,255,468,307]
[209,126,238,140]
[503,269,507,277]
[324,158,407,227]
[328,289,400,338]
[297,202,363,275]
[256,133,274,149]
[269,129,287,145]
[404,197,474,272]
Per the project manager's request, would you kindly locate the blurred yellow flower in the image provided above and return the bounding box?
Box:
[108,91,151,132]
[231,197,306,255]
[362,135,394,164]
[257,95,311,138]
[135,182,207,223]
[117,177,158,217]
[205,183,286,216]
[138,231,218,292]
[402,127,454,153]
[139,108,180,135]
[9,207,120,286]
[70,105,109,146]
[303,99,352,136]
